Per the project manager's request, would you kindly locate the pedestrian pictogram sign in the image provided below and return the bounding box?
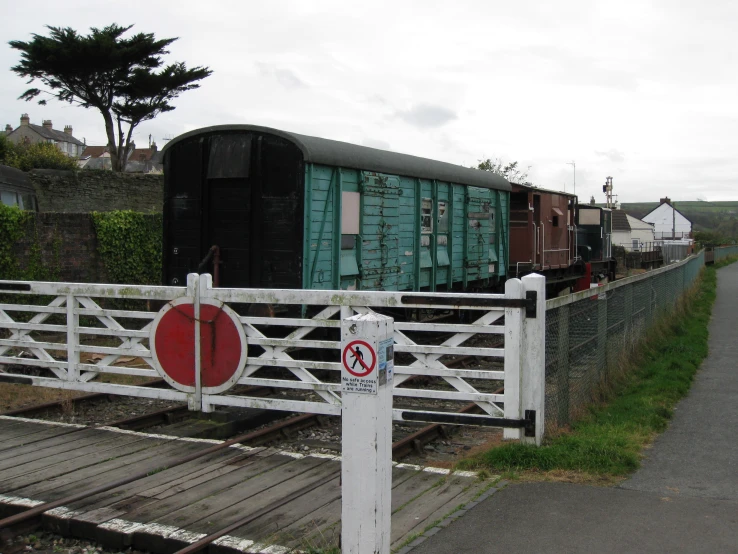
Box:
[342,340,376,377]
[341,339,379,394]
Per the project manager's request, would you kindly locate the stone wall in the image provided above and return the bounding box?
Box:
[12,213,109,283]
[29,169,163,213]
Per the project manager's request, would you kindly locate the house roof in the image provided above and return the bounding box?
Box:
[129,148,155,162]
[612,209,631,232]
[23,124,85,146]
[81,146,108,159]
[163,124,511,192]
[642,202,692,224]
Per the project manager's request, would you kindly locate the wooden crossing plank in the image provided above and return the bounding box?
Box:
[0,430,142,471]
[61,450,255,537]
[133,454,318,529]
[131,457,337,553]
[0,433,147,483]
[278,466,424,552]
[0,421,80,448]
[96,451,298,548]
[14,440,206,500]
[390,473,485,548]
[230,475,341,544]
[0,427,105,462]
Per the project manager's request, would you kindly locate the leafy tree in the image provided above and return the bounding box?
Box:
[476,158,532,186]
[9,24,211,172]
[0,135,13,166]
[0,136,77,171]
[11,141,78,171]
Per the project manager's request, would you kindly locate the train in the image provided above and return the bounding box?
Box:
[161,125,615,297]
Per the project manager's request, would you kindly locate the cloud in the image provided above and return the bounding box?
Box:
[396,104,457,128]
[595,149,626,163]
[256,63,306,89]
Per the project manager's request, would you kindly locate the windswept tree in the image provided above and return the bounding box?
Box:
[10,24,212,172]
[476,158,532,186]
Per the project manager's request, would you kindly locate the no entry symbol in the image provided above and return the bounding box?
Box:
[342,340,376,377]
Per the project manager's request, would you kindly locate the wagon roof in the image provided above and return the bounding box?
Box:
[163,125,511,192]
[0,164,34,191]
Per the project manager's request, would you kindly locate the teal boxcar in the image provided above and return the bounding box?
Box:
[162,125,510,292]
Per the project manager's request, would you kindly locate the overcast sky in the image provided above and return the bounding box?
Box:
[2,0,736,203]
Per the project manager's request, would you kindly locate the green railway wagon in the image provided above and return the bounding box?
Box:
[162,125,510,292]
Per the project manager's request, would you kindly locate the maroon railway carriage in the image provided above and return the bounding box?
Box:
[508,183,584,294]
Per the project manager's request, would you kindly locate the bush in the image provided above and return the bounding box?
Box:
[0,137,78,171]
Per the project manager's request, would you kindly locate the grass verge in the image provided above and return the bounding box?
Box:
[458,261,729,481]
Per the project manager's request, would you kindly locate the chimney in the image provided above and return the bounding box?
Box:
[4,124,12,135]
[20,114,30,126]
[64,125,73,136]
[42,120,53,130]
[150,141,157,152]
[660,197,671,205]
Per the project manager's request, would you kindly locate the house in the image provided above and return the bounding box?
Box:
[79,141,162,173]
[641,197,692,240]
[611,209,656,251]
[4,114,84,157]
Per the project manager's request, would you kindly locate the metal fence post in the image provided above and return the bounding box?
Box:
[341,311,394,554]
[521,274,546,445]
[624,283,633,350]
[503,278,524,441]
[597,287,608,382]
[556,303,571,426]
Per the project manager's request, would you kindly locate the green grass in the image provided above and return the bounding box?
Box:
[459,262,726,478]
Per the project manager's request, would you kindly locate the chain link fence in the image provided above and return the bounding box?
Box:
[543,251,705,434]
[714,245,738,263]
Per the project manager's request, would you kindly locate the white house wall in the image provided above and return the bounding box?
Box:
[641,203,691,238]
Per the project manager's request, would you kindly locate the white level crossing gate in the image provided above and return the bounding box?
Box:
[0,273,545,553]
[0,273,545,442]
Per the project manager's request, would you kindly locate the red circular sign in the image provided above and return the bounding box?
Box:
[342,340,376,377]
[150,298,247,394]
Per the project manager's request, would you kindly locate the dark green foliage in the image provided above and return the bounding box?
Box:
[459,264,719,477]
[476,158,533,186]
[0,204,31,279]
[91,210,162,285]
[1,140,78,171]
[9,24,212,172]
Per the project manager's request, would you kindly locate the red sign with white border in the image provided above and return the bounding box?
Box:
[342,340,376,377]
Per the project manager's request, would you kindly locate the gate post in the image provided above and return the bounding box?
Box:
[340,311,394,554]
[521,274,546,445]
[503,278,524,441]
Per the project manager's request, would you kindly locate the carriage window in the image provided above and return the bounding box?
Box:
[1,191,18,207]
[421,198,432,233]
[437,201,448,233]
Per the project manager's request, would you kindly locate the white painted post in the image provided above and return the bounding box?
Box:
[66,294,79,382]
[341,311,394,554]
[186,273,201,412]
[199,274,215,413]
[521,273,546,445]
[503,278,524,441]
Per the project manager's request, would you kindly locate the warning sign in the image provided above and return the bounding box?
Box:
[377,337,394,387]
[342,340,378,394]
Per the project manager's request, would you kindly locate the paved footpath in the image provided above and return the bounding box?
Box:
[411,263,738,554]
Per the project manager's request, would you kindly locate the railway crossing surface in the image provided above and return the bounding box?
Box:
[410,262,738,554]
[0,417,490,553]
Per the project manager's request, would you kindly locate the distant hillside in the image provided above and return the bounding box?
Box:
[619,201,738,237]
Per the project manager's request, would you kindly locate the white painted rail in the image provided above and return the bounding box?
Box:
[0,273,545,444]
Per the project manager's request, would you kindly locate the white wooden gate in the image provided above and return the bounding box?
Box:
[0,273,545,444]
